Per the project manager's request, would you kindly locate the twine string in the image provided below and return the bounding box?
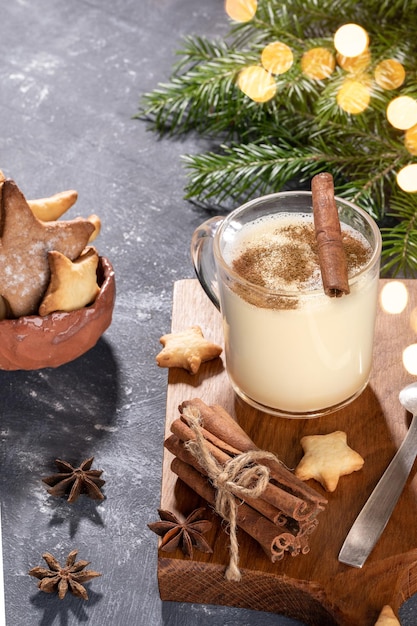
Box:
[182,405,277,582]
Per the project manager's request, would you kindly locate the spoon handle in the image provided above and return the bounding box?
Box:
[339,413,417,568]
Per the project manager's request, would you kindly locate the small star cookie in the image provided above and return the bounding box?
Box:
[295,431,364,492]
[374,605,400,626]
[156,326,222,374]
[39,247,100,316]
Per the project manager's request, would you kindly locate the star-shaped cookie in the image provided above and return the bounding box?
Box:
[0,178,94,317]
[375,604,401,626]
[27,189,78,221]
[374,605,400,625]
[39,247,100,316]
[294,431,364,492]
[156,326,222,374]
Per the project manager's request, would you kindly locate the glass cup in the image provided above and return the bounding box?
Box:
[191,191,382,418]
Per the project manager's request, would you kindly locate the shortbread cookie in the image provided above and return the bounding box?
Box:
[295,431,364,492]
[374,605,400,625]
[87,214,101,242]
[156,326,222,374]
[27,189,78,221]
[39,247,100,316]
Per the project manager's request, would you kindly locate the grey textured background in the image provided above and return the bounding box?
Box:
[0,1,415,625]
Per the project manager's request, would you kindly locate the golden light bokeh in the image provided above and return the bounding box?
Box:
[405,124,417,156]
[225,0,257,22]
[261,42,294,75]
[334,24,369,58]
[387,96,417,130]
[397,163,417,192]
[336,78,371,114]
[237,65,277,102]
[301,48,335,80]
[380,281,409,314]
[374,59,406,90]
[403,343,417,375]
[337,49,371,73]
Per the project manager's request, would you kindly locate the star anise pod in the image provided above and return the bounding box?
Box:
[42,457,105,503]
[28,549,101,600]
[148,507,213,558]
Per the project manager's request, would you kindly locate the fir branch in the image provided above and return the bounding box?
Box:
[138,0,417,272]
[181,102,407,218]
[381,193,417,276]
[182,141,325,204]
[138,37,259,136]
[182,139,402,210]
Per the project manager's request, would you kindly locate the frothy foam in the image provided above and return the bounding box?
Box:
[224,213,372,297]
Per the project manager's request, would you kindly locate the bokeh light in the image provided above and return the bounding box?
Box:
[225,0,257,22]
[397,164,417,193]
[261,42,294,75]
[301,48,335,80]
[237,65,277,102]
[337,78,371,114]
[374,59,406,90]
[403,344,417,375]
[405,125,417,156]
[380,281,409,314]
[387,96,417,130]
[334,24,369,58]
[337,50,371,73]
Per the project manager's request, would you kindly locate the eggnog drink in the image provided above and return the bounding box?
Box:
[218,212,378,415]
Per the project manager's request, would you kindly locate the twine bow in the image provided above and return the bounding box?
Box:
[182,405,277,582]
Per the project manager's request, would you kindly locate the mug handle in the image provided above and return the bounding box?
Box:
[190,216,224,311]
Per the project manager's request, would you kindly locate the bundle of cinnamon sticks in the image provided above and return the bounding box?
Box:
[165,398,327,564]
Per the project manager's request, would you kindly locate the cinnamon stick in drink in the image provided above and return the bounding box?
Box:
[312,172,350,297]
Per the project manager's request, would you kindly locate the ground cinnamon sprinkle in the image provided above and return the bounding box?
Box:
[343,232,372,271]
[231,222,371,310]
[233,224,318,287]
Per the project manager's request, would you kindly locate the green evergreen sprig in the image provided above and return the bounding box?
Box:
[138,0,417,275]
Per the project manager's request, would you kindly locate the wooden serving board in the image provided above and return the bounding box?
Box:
[157,278,417,625]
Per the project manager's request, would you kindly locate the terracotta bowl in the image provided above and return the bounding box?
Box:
[0,256,115,370]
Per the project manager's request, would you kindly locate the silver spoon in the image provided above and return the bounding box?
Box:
[339,381,417,568]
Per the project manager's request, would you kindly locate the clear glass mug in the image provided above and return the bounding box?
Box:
[191,191,382,418]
